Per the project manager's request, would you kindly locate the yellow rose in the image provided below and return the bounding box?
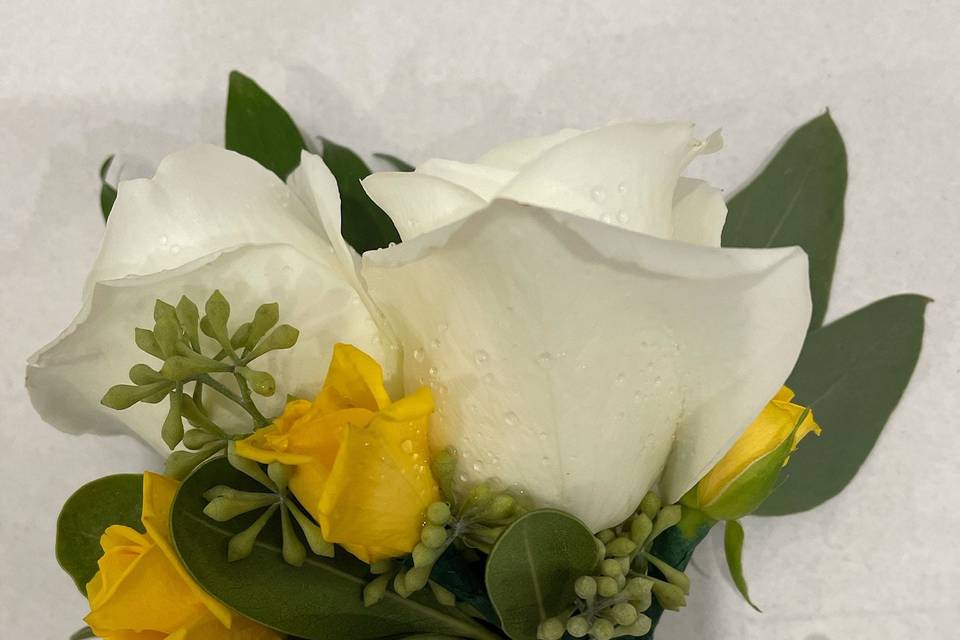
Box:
[235,343,439,563]
[85,472,280,640]
[695,386,821,520]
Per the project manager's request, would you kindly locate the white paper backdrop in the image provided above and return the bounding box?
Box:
[1,1,958,639]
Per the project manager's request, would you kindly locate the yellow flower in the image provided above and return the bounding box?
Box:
[235,343,439,563]
[85,472,280,640]
[696,387,821,520]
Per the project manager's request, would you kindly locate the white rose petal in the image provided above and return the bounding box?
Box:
[363,200,810,530]
[27,147,382,452]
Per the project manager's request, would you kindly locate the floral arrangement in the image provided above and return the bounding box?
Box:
[30,72,927,640]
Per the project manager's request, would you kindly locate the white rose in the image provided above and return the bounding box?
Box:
[28,123,810,531]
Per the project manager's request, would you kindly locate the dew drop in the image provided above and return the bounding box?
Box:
[435,383,448,395]
[458,473,468,483]
[536,352,554,369]
[400,439,414,454]
[538,432,548,441]
[618,182,627,194]
[474,349,489,365]
[504,412,519,426]
[654,376,663,386]
[590,186,607,203]
[428,366,439,378]
[159,234,169,246]
[170,244,181,255]
[599,213,612,224]
[431,339,441,349]
[483,373,495,385]
[413,348,425,362]
[541,456,550,466]
[616,210,629,224]
[437,322,448,334]
[472,462,484,473]
[615,373,626,386]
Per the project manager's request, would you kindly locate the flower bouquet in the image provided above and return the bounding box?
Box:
[29,72,927,640]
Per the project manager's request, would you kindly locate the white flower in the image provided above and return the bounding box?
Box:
[27,123,810,531]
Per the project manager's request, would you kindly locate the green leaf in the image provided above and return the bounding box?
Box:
[484,509,598,640]
[56,474,144,594]
[723,520,760,611]
[99,155,118,221]
[225,71,306,180]
[756,294,930,515]
[722,112,847,330]
[374,153,415,172]
[321,137,401,253]
[171,458,501,640]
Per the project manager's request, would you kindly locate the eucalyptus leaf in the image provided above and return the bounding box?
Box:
[723,112,846,330]
[56,474,144,594]
[225,71,306,180]
[171,458,501,640]
[756,294,929,515]
[321,137,401,253]
[484,509,598,640]
[99,155,118,221]
[723,520,760,611]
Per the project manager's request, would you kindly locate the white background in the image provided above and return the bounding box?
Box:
[2,1,958,639]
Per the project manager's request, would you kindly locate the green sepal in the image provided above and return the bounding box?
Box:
[699,411,807,521]
[723,520,760,612]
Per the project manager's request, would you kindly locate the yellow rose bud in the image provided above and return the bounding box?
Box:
[235,343,440,564]
[697,386,821,520]
[84,472,279,640]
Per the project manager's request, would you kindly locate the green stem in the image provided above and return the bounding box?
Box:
[195,374,269,429]
[233,371,270,428]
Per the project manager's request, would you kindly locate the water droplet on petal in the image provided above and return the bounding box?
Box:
[618,182,627,194]
[541,456,550,466]
[536,352,554,369]
[615,373,626,386]
[483,373,495,385]
[591,186,607,203]
[616,210,629,224]
[413,348,425,362]
[474,349,489,365]
[599,213,612,224]
[472,462,483,473]
[431,339,441,349]
[159,234,169,246]
[538,432,548,441]
[400,439,414,454]
[428,366,439,378]
[170,244,181,255]
[504,412,519,426]
[437,322,448,334]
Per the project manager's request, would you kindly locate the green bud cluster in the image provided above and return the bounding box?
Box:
[537,491,690,640]
[202,443,334,567]
[364,448,529,608]
[100,291,300,479]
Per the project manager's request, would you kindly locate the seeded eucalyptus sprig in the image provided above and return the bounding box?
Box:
[100,290,299,479]
[201,443,334,566]
[536,492,690,640]
[363,448,530,607]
